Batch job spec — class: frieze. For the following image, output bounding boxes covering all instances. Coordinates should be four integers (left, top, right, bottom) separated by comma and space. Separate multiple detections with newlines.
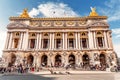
88, 21, 108, 27
41, 21, 51, 27
66, 21, 76, 26
7, 22, 29, 29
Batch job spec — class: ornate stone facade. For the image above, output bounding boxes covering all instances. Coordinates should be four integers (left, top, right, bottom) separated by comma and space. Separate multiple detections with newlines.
2, 8, 118, 68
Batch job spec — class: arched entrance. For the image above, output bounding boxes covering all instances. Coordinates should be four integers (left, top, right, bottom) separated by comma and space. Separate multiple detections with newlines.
27, 55, 34, 67
55, 54, 62, 67
82, 54, 89, 67
99, 54, 106, 66
41, 55, 48, 67
8, 53, 16, 67
69, 54, 75, 66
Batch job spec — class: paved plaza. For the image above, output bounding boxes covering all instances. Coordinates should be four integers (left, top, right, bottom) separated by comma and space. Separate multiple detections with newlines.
0, 72, 120, 80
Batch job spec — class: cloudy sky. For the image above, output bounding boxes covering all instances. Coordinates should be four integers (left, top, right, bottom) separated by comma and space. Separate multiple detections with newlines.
0, 0, 120, 57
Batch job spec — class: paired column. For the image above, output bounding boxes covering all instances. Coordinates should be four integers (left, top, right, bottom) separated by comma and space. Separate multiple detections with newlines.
8, 32, 13, 49
93, 31, 97, 49
75, 32, 78, 49
62, 33, 65, 50
38, 33, 42, 49
65, 33, 67, 50
88, 31, 94, 49
52, 33, 54, 50
19, 32, 24, 49
36, 33, 39, 50
49, 33, 52, 50
23, 31, 29, 50
4, 32, 10, 49
78, 33, 81, 50
104, 31, 108, 48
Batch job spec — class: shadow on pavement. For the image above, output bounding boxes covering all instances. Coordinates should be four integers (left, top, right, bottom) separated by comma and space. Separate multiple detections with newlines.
0, 73, 57, 80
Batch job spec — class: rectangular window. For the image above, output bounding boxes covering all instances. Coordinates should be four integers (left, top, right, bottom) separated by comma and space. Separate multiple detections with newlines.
82, 38, 87, 48
30, 39, 36, 49
14, 38, 19, 48
56, 39, 62, 49
69, 38, 74, 48
97, 37, 103, 47
43, 39, 48, 49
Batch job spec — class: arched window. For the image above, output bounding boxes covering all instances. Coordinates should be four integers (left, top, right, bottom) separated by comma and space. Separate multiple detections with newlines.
41, 55, 48, 67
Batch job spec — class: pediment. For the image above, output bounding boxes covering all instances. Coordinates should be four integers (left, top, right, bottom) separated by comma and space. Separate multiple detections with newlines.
88, 21, 109, 27
7, 22, 29, 29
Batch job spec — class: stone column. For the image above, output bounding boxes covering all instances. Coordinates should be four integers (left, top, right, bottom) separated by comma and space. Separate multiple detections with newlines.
36, 33, 39, 50
107, 31, 113, 49
52, 33, 55, 50
93, 31, 97, 49
49, 33, 52, 50
65, 33, 67, 50
104, 31, 108, 48
88, 31, 94, 49
4, 32, 10, 49
19, 32, 24, 50
8, 32, 13, 49
38, 33, 42, 50
62, 33, 65, 50
75, 32, 78, 49
24, 31, 29, 50
78, 33, 81, 50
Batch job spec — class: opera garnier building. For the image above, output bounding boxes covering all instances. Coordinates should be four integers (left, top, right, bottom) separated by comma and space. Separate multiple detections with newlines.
2, 8, 118, 70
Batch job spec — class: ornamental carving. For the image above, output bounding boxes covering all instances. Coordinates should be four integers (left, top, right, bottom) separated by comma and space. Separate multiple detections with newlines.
31, 22, 40, 27
7, 22, 29, 28
55, 21, 62, 25
79, 21, 87, 25
89, 21, 108, 26
42, 22, 51, 26
66, 21, 75, 26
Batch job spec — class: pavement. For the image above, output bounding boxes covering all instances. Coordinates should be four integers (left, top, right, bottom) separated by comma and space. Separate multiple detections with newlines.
30, 70, 112, 75
0, 72, 119, 80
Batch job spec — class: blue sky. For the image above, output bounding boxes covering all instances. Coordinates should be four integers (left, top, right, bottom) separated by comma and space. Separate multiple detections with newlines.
0, 0, 120, 57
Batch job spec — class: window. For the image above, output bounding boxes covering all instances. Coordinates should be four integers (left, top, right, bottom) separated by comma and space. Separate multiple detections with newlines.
69, 38, 74, 48
56, 39, 61, 49
43, 39, 48, 49
16, 32, 20, 36
14, 38, 19, 48
82, 38, 87, 48
97, 37, 103, 47
57, 33, 61, 36
44, 33, 48, 36
69, 33, 73, 36
32, 33, 36, 37
30, 39, 36, 49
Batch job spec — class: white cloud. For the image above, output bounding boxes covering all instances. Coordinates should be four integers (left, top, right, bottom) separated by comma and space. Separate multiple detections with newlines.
112, 28, 120, 38
98, 0, 120, 22
29, 2, 79, 17
114, 44, 120, 57
0, 30, 7, 57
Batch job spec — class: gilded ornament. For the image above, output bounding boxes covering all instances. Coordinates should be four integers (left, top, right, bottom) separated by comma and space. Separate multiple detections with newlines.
67, 21, 74, 25
89, 7, 99, 16
20, 8, 30, 18
55, 22, 62, 25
